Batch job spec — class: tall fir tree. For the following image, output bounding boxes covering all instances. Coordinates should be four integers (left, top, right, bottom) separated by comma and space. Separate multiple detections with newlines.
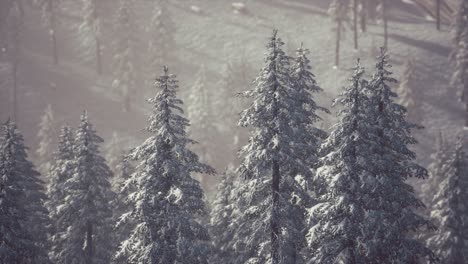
147, 0, 175, 72
363, 49, 436, 263
112, 0, 138, 112
209, 168, 237, 264
0, 119, 50, 264
54, 112, 115, 263
307, 60, 369, 263
36, 104, 55, 176
233, 30, 325, 264
427, 136, 468, 263
47, 124, 74, 263
420, 131, 449, 209
78, 0, 103, 74
116, 67, 215, 264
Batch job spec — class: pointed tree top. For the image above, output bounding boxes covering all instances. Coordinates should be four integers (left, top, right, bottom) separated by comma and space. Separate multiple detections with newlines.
163, 65, 169, 75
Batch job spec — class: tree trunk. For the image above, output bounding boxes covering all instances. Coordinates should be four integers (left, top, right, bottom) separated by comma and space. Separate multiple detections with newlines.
436, 0, 441, 30
271, 160, 280, 264
335, 20, 342, 67
86, 220, 93, 264
353, 0, 359, 50
360, 0, 367, 32
383, 0, 388, 48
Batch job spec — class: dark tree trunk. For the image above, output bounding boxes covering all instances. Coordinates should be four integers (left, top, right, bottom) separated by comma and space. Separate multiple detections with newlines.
353, 0, 359, 50
360, 0, 367, 32
436, 0, 441, 30
335, 20, 342, 67
86, 220, 93, 264
271, 160, 280, 264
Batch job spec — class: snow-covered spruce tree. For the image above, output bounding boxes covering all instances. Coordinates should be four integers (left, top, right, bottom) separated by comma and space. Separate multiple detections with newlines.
307, 60, 369, 263
47, 124, 74, 263
397, 58, 419, 122
329, 0, 350, 67
54, 112, 115, 263
78, 0, 103, 75
209, 168, 237, 264
115, 66, 215, 264
363, 49, 436, 263
427, 136, 468, 263
234, 30, 324, 264
0, 119, 50, 264
34, 0, 60, 64
113, 153, 135, 264
36, 104, 55, 176
147, 0, 175, 72
420, 131, 449, 208
112, 0, 138, 112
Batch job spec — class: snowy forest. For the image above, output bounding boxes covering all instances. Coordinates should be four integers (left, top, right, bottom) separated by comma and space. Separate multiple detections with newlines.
1, 0, 468, 263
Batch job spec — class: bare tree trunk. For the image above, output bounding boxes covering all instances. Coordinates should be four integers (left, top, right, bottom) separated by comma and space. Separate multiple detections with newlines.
335, 20, 342, 67
360, 0, 367, 32
271, 160, 280, 264
436, 0, 441, 30
353, 0, 358, 50
86, 220, 93, 264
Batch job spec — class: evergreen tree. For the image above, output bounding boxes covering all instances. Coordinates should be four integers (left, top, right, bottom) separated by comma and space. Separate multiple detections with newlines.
427, 136, 468, 263
147, 0, 175, 72
363, 49, 436, 263
113, 153, 134, 264
54, 112, 115, 263
397, 58, 419, 122
0, 119, 50, 264
116, 66, 215, 264
47, 124, 74, 263
209, 168, 237, 264
328, 0, 350, 67
112, 0, 138, 112
36, 104, 55, 176
78, 0, 103, 75
234, 30, 324, 264
307, 60, 369, 263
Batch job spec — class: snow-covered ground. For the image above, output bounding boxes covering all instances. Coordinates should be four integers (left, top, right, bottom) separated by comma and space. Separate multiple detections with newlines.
3, 0, 462, 192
